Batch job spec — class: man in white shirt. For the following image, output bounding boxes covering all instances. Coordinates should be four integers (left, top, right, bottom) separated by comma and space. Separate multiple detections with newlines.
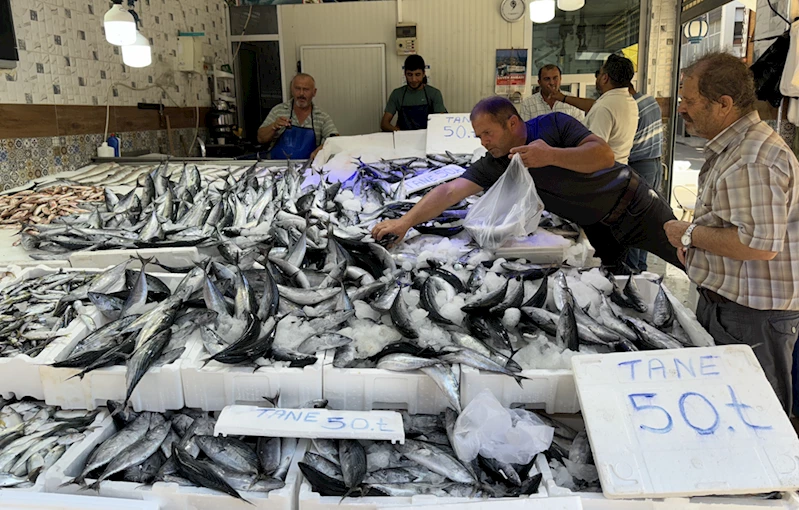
519, 65, 585, 123
549, 55, 638, 164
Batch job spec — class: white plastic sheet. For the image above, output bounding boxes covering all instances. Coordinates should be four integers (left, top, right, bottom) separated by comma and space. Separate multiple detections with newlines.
464, 154, 544, 250
452, 389, 554, 465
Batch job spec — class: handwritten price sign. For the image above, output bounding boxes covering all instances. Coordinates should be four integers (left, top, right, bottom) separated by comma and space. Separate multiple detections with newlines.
213, 406, 405, 443
572, 346, 799, 499
426, 114, 483, 155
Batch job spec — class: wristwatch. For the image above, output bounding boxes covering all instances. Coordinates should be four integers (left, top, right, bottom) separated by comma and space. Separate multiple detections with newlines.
681, 224, 698, 248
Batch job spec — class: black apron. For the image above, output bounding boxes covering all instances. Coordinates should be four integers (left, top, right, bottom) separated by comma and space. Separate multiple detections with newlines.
397, 86, 434, 131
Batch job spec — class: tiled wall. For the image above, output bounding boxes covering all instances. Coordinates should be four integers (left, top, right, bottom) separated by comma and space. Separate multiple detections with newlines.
2, 0, 231, 106
0, 127, 207, 189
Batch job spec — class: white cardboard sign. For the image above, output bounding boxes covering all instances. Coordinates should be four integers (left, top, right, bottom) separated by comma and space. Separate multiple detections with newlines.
425, 114, 483, 155
394, 164, 465, 194
572, 345, 799, 499
214, 406, 406, 444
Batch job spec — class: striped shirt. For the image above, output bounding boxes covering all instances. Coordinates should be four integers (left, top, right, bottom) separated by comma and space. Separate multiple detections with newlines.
260, 101, 338, 145
629, 93, 663, 163
519, 92, 585, 124
686, 111, 799, 310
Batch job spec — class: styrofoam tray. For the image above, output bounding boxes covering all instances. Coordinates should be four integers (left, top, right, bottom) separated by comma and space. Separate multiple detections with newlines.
181, 337, 324, 411
0, 491, 157, 510
68, 247, 207, 270
460, 276, 713, 414
295, 438, 550, 510
538, 415, 799, 509
494, 229, 573, 263
37, 270, 190, 411
0, 266, 91, 400
323, 352, 461, 414
46, 411, 298, 510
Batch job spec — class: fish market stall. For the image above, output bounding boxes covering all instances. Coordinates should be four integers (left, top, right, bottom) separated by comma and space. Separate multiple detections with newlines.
47, 408, 299, 510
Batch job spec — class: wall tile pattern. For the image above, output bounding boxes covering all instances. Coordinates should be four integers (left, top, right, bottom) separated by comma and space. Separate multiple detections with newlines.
1, 0, 230, 107
0, 127, 207, 190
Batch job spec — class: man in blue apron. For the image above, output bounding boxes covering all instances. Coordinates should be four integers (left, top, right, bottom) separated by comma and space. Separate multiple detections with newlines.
257, 73, 339, 160
381, 55, 447, 132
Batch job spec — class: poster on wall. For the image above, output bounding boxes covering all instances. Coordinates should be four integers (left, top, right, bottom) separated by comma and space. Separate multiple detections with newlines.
495, 49, 528, 96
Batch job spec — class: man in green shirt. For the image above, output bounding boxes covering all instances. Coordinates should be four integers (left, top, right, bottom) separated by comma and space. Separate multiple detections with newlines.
381, 55, 447, 132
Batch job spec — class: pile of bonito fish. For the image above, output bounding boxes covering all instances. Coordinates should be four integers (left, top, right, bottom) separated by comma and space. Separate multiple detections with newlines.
299, 408, 543, 499
18, 156, 477, 260
0, 399, 99, 488
62, 401, 293, 501
0, 271, 97, 358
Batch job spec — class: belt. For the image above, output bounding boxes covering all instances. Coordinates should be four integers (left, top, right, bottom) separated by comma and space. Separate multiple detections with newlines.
600, 172, 639, 226
699, 287, 733, 304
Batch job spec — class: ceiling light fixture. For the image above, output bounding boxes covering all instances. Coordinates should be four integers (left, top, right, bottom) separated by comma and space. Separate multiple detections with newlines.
529, 0, 556, 23
557, 0, 585, 11
103, 0, 136, 46
122, 31, 152, 68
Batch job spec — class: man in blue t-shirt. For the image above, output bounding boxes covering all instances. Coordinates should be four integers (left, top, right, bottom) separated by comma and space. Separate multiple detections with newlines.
372, 96, 682, 273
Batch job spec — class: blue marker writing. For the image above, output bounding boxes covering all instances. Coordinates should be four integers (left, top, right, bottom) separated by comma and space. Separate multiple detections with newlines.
618, 359, 642, 380
699, 355, 720, 376
648, 358, 666, 380
679, 392, 719, 435
725, 385, 772, 431
629, 393, 673, 434
674, 357, 695, 379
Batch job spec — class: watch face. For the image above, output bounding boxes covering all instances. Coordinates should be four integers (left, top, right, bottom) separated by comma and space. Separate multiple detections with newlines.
681, 234, 690, 246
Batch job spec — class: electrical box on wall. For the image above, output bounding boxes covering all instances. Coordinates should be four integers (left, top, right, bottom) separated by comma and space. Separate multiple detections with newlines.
396, 23, 417, 56
177, 34, 204, 73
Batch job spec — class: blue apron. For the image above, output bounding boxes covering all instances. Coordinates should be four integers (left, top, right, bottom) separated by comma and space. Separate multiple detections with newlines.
397, 86, 434, 131
270, 101, 318, 159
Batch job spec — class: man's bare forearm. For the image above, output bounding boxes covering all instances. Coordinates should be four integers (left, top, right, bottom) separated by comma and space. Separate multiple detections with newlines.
257, 126, 276, 144
549, 138, 615, 173
399, 179, 481, 228
563, 95, 596, 113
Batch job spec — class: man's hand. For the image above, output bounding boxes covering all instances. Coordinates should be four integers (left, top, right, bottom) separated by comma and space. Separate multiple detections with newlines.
546, 90, 566, 103
664, 220, 691, 249
510, 139, 556, 168
677, 247, 687, 265
273, 117, 291, 130
372, 218, 411, 246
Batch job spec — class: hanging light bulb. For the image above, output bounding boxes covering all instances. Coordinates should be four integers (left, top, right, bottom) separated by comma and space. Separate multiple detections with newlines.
529, 0, 556, 23
557, 0, 585, 11
122, 31, 151, 68
104, 1, 136, 46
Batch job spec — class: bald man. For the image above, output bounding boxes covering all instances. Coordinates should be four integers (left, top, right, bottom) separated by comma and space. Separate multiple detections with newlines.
257, 73, 339, 160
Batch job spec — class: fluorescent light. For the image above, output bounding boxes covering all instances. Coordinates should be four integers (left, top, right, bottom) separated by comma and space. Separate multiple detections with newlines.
104, 4, 136, 46
529, 0, 555, 23
557, 0, 585, 11
122, 31, 152, 68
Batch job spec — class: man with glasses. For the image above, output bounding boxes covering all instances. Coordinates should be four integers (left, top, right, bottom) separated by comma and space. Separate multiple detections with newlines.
548, 55, 638, 165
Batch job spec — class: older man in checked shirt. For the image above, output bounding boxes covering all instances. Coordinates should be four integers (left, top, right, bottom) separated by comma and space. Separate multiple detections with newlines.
664, 53, 799, 413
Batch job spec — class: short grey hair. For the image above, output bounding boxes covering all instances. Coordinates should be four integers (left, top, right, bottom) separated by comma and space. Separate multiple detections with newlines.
291, 73, 315, 88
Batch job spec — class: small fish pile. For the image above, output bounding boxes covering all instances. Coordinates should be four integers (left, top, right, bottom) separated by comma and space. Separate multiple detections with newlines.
19, 156, 474, 260
63, 402, 293, 501
0, 184, 104, 227
0, 399, 99, 488
536, 413, 600, 493
299, 409, 543, 499
0, 271, 99, 358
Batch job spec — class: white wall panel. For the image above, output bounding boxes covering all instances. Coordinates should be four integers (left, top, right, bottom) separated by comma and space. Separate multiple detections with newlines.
300, 44, 386, 136
279, 0, 532, 134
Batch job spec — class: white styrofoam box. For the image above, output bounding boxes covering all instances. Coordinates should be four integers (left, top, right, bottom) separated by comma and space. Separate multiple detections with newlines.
391, 499, 583, 510
0, 407, 108, 496
0, 491, 157, 510
181, 338, 324, 411
461, 276, 713, 414
0, 266, 91, 400
46, 412, 298, 510
323, 352, 461, 414
494, 229, 573, 264
296, 439, 550, 510
69, 247, 205, 270
38, 270, 187, 411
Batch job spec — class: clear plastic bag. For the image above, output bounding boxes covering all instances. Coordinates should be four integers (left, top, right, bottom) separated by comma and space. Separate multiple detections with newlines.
464, 153, 544, 250
452, 389, 554, 465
